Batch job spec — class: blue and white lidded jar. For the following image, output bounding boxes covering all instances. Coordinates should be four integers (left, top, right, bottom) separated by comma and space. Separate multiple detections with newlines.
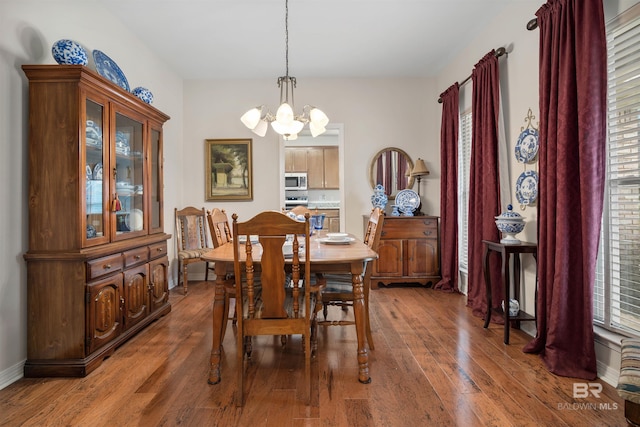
371, 184, 388, 210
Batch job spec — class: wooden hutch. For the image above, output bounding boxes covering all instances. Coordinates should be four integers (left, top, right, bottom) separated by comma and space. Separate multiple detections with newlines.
22, 65, 171, 377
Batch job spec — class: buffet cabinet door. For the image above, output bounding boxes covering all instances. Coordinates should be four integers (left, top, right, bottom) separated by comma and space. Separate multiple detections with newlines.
149, 256, 169, 313
123, 264, 150, 330
86, 274, 124, 354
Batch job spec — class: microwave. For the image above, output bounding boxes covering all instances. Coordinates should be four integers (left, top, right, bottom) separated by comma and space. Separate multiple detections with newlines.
285, 172, 308, 190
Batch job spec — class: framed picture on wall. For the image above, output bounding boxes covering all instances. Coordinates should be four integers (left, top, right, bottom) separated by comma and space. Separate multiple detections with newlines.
205, 138, 253, 201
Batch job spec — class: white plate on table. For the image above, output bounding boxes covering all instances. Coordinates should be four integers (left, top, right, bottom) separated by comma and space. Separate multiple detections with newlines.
318, 236, 355, 245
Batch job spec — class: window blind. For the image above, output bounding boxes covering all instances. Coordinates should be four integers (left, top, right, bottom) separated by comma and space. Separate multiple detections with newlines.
458, 111, 472, 273
595, 7, 640, 335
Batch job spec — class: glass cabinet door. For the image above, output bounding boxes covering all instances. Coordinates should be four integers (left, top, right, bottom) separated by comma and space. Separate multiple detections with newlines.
114, 112, 144, 237
85, 99, 107, 244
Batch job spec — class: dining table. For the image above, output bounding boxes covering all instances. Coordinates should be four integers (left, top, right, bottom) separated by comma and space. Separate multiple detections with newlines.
202, 233, 378, 385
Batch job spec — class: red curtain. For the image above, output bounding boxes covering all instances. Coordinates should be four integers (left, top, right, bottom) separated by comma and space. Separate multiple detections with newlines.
466, 51, 503, 321
523, 0, 607, 380
434, 84, 459, 292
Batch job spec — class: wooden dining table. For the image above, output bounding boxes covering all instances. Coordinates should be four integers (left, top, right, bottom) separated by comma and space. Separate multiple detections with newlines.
202, 234, 378, 385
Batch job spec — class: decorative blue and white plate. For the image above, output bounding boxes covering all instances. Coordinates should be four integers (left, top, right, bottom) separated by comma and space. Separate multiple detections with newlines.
92, 50, 130, 91
52, 39, 88, 65
515, 170, 538, 205
395, 189, 420, 213
515, 128, 539, 163
92, 162, 103, 180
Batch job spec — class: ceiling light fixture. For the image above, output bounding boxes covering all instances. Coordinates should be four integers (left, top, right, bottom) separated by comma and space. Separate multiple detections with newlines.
240, 0, 329, 141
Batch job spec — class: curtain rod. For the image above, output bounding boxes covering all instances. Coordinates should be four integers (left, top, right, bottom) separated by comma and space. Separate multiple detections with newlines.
437, 47, 507, 103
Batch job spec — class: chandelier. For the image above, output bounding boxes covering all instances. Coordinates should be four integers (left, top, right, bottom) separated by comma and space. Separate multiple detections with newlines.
240, 0, 329, 141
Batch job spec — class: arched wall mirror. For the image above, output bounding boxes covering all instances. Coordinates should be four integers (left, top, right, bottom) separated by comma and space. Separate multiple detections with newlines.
369, 147, 414, 199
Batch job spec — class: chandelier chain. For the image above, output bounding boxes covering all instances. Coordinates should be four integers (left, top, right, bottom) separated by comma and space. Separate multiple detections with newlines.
285, 0, 289, 77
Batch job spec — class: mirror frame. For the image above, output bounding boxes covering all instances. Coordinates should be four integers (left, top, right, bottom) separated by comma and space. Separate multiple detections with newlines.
369, 147, 414, 200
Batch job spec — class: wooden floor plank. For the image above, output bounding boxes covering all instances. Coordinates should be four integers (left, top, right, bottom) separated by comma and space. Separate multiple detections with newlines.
0, 281, 626, 426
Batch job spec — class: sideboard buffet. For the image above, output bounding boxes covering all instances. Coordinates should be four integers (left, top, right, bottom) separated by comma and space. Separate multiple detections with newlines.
22, 65, 171, 377
365, 215, 441, 287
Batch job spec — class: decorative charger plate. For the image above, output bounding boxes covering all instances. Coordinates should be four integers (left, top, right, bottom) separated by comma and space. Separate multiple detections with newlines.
515, 128, 539, 163
92, 50, 130, 91
125, 209, 144, 231
395, 189, 420, 212
515, 170, 539, 205
92, 162, 103, 180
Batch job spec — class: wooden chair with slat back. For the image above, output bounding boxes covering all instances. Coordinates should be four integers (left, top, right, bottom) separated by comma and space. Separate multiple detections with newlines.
316, 207, 384, 349
288, 205, 312, 216
232, 211, 316, 406
206, 208, 236, 339
175, 207, 213, 295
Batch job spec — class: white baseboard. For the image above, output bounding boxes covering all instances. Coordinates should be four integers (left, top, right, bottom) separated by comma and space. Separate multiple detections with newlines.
0, 360, 24, 391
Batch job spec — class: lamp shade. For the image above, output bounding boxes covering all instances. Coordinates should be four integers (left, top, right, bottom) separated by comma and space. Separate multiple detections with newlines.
411, 158, 430, 177
241, 107, 262, 129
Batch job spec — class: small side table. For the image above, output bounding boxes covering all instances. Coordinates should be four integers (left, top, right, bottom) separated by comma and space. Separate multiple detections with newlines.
482, 240, 537, 344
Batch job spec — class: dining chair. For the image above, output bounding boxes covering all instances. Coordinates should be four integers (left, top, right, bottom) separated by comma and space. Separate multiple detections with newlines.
206, 208, 236, 339
175, 206, 213, 295
286, 205, 312, 216
316, 207, 384, 349
232, 211, 316, 406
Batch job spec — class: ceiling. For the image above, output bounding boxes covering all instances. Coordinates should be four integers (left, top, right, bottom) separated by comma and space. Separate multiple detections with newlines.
97, 0, 534, 80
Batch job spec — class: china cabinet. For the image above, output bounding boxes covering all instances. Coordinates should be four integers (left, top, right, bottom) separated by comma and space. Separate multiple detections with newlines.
22, 65, 171, 377
366, 215, 440, 287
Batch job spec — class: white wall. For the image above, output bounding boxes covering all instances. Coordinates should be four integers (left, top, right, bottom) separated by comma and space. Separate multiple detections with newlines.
0, 0, 183, 388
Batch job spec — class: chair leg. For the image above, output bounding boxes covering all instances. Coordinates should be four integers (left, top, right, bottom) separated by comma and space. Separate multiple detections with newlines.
182, 263, 188, 295
204, 261, 210, 281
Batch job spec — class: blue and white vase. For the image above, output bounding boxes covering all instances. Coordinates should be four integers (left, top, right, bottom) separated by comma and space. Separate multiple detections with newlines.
391, 205, 400, 216
371, 184, 388, 210
51, 39, 88, 65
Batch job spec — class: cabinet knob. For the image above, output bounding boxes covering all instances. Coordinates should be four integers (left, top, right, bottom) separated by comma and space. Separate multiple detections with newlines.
103, 264, 112, 270
157, 248, 163, 252
423, 231, 432, 236
381, 231, 387, 237
134, 255, 141, 260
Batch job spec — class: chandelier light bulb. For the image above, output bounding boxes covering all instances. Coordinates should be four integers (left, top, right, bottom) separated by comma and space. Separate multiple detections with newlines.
309, 121, 326, 137
240, 107, 262, 129
309, 108, 329, 127
275, 103, 294, 126
252, 119, 269, 137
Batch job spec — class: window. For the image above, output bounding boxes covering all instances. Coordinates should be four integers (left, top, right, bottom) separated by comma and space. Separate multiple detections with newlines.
458, 110, 472, 274
595, 6, 640, 336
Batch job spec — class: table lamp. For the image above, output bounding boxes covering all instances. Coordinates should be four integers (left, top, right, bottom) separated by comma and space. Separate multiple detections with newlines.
411, 158, 430, 214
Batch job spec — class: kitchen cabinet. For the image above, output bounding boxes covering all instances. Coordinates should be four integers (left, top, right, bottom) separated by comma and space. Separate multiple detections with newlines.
366, 215, 440, 287
285, 147, 308, 172
284, 146, 339, 189
307, 147, 339, 189
22, 65, 171, 377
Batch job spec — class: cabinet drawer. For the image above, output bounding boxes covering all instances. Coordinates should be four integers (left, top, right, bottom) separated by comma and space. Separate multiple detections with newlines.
123, 247, 149, 268
87, 254, 123, 280
381, 219, 437, 239
148, 242, 168, 260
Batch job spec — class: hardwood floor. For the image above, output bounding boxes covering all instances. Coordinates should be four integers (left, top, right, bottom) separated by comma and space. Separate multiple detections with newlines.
0, 281, 626, 426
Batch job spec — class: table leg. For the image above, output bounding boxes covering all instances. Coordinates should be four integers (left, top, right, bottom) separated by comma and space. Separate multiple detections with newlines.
351, 261, 371, 384
502, 251, 511, 345
513, 254, 522, 330
483, 245, 492, 329
208, 261, 228, 385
